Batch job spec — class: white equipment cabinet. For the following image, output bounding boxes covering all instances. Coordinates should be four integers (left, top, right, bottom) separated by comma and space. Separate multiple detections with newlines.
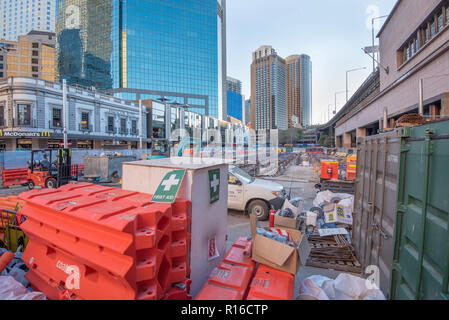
121, 159, 228, 297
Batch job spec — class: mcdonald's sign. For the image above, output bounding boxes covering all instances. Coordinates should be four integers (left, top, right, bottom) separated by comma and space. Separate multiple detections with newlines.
0, 130, 51, 138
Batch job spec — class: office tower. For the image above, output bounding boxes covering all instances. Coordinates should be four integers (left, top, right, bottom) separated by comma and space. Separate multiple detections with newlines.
227, 76, 241, 94
0, 31, 55, 81
299, 54, 312, 127
0, 0, 56, 41
244, 99, 250, 125
250, 45, 287, 130
227, 76, 243, 121
56, 0, 227, 119
286, 55, 301, 128
286, 54, 312, 128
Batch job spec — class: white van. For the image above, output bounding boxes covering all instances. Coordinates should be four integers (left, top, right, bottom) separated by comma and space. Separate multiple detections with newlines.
228, 165, 287, 221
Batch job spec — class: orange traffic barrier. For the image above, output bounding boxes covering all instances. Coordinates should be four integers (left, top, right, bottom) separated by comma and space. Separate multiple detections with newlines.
0, 251, 14, 273
0, 196, 25, 225
346, 155, 357, 181
58, 182, 192, 284
195, 238, 255, 300
321, 160, 339, 180
58, 182, 192, 282
19, 183, 192, 300
223, 237, 255, 268
246, 264, 294, 300
2, 168, 28, 187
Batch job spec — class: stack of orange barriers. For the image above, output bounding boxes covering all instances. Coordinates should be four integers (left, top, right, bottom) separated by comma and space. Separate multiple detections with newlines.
0, 195, 25, 229
196, 237, 295, 301
18, 182, 191, 300
195, 237, 256, 300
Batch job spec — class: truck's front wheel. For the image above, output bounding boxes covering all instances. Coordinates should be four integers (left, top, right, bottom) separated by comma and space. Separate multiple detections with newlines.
248, 200, 269, 221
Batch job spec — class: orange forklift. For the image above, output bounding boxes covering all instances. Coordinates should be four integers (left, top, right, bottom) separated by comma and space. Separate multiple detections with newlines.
27, 148, 76, 190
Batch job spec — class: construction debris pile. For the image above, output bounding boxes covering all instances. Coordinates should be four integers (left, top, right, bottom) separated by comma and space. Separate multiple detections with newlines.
302, 191, 362, 274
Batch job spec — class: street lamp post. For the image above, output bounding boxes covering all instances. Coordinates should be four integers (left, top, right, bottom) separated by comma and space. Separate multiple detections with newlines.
346, 67, 367, 102
371, 15, 389, 73
334, 91, 346, 114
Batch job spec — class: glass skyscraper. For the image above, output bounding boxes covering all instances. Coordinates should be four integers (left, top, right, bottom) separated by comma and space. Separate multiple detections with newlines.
300, 54, 312, 127
56, 0, 227, 119
227, 76, 243, 121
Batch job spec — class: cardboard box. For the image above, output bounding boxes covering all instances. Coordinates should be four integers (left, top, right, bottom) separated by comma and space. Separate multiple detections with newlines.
282, 198, 303, 215
250, 215, 311, 275
274, 215, 300, 230
274, 199, 302, 229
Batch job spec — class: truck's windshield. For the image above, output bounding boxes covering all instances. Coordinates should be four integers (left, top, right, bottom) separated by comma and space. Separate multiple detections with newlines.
229, 166, 254, 184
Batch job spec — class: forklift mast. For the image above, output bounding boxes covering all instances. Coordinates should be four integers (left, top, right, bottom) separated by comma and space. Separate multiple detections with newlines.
57, 148, 73, 187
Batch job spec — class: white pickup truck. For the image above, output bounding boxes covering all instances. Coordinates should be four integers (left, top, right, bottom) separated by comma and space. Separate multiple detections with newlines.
228, 165, 288, 221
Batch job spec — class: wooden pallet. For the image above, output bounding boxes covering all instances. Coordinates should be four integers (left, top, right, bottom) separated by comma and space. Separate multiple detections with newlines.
306, 234, 363, 274
307, 257, 362, 274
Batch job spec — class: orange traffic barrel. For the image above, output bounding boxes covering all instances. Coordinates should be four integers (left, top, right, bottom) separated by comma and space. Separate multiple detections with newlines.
246, 264, 295, 300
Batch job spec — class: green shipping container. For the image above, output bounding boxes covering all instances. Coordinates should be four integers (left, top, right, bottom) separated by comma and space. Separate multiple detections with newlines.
354, 119, 449, 300
391, 120, 449, 300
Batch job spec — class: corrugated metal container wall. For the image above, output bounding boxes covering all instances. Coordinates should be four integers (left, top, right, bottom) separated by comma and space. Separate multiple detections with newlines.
353, 130, 402, 298
391, 122, 449, 300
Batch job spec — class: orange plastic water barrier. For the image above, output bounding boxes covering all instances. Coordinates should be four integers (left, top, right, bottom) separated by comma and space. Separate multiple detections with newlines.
346, 156, 357, 181
0, 196, 25, 225
2, 169, 28, 187
246, 264, 294, 300
57, 183, 192, 282
320, 160, 339, 180
195, 238, 255, 300
19, 183, 191, 300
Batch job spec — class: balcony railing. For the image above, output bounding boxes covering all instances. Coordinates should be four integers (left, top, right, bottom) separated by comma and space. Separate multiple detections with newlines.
119, 128, 129, 135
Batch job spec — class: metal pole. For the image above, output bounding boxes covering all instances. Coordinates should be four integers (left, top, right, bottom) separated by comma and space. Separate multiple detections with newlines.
419, 79, 424, 116
372, 19, 376, 73
346, 71, 349, 103
139, 100, 143, 150
62, 79, 68, 148
335, 92, 337, 114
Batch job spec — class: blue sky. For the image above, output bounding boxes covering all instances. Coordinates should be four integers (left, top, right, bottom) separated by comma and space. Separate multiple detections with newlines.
226, 0, 397, 124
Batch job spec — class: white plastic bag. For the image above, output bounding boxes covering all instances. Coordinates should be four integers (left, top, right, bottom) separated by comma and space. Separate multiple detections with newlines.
332, 274, 385, 300
313, 191, 353, 207
298, 275, 332, 300
0, 276, 46, 300
299, 273, 386, 300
